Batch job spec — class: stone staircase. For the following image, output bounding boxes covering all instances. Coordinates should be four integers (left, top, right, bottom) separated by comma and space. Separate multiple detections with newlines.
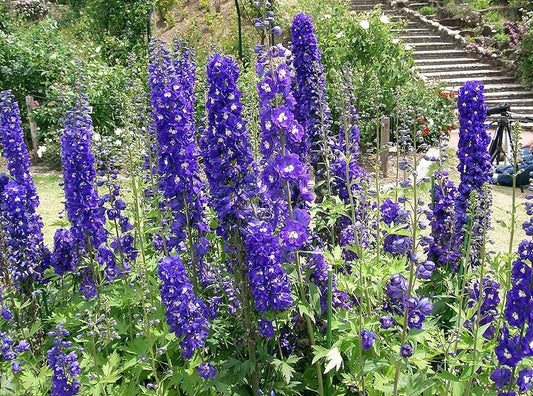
350, 0, 533, 129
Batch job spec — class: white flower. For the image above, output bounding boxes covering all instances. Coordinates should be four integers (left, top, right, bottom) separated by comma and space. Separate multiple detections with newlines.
404, 44, 412, 51
93, 133, 101, 142
380, 14, 390, 24
392, 38, 400, 44
336, 31, 345, 38
323, 14, 332, 19
36, 145, 47, 158
114, 128, 123, 136
360, 20, 370, 30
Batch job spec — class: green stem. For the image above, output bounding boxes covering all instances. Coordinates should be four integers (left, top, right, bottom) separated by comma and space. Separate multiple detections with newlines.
465, 214, 489, 395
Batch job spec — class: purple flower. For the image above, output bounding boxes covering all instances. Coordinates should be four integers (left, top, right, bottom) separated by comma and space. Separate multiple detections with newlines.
380, 316, 394, 329
360, 329, 376, 351
465, 277, 500, 339
427, 171, 460, 269
202, 54, 258, 242
400, 344, 413, 358
195, 362, 217, 379
60, 88, 107, 250
0, 91, 49, 283
244, 221, 293, 313
149, 39, 209, 271
258, 319, 275, 338
417, 298, 433, 316
279, 216, 308, 251
1, 306, 12, 321
455, 81, 492, 260
416, 261, 435, 280
386, 274, 408, 301
47, 323, 81, 396
11, 361, 21, 373
158, 255, 209, 359
518, 368, 533, 391
495, 326, 522, 367
407, 310, 425, 330
50, 228, 78, 276
381, 199, 413, 257
291, 13, 331, 169
491, 368, 512, 389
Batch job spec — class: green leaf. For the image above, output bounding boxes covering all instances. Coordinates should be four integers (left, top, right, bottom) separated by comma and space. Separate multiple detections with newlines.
324, 347, 343, 374
272, 357, 297, 384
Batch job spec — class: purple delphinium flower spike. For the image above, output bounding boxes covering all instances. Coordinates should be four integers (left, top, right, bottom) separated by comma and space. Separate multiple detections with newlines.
291, 13, 330, 170
149, 39, 209, 284
202, 53, 257, 240
455, 81, 491, 260
427, 170, 460, 270
381, 198, 413, 257
0, 90, 49, 283
47, 323, 81, 396
158, 255, 209, 359
244, 220, 293, 314
464, 277, 500, 339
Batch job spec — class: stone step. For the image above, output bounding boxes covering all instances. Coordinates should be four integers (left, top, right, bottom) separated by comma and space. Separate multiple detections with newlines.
485, 98, 533, 107
420, 69, 504, 78
416, 62, 494, 72
446, 83, 525, 93
484, 90, 533, 99
409, 42, 457, 50
392, 28, 433, 33
414, 57, 481, 65
399, 34, 442, 42
412, 49, 470, 58
430, 75, 517, 85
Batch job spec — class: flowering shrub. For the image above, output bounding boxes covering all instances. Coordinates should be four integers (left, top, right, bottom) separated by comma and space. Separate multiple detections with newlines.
13, 0, 47, 20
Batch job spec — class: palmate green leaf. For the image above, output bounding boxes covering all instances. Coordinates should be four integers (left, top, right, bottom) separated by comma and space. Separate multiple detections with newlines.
324, 347, 343, 374
272, 355, 300, 384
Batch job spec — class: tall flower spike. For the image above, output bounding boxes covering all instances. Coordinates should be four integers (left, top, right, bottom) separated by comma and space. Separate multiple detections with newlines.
455, 81, 492, 259
0, 90, 49, 283
149, 39, 209, 281
291, 13, 331, 169
60, 86, 107, 250
158, 255, 209, 359
427, 170, 460, 270
244, 220, 293, 313
256, 44, 314, 228
47, 323, 81, 396
202, 53, 257, 240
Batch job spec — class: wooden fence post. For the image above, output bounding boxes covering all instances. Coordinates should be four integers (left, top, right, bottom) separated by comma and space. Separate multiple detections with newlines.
380, 116, 391, 177
25, 95, 38, 157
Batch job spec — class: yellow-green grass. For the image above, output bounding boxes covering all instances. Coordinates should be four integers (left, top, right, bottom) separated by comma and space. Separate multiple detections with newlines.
33, 173, 66, 246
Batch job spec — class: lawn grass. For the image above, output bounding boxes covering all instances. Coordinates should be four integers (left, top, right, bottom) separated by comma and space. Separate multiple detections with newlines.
32, 172, 66, 246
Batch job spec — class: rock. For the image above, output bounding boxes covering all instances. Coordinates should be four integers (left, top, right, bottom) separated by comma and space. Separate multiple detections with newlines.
391, 0, 409, 8
475, 36, 496, 47
440, 17, 462, 27
482, 24, 496, 36
459, 29, 476, 37
496, 40, 510, 50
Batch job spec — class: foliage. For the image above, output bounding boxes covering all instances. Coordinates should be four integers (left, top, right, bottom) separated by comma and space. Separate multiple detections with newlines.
516, 11, 533, 89
12, 0, 47, 21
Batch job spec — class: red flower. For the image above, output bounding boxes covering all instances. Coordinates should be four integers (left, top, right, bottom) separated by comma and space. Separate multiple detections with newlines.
447, 126, 452, 132
450, 92, 455, 97
33, 100, 39, 107
419, 118, 425, 124
423, 127, 429, 136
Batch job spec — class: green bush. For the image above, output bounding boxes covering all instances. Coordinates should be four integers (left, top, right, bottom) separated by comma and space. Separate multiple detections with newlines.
516, 12, 533, 89
0, 16, 135, 167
